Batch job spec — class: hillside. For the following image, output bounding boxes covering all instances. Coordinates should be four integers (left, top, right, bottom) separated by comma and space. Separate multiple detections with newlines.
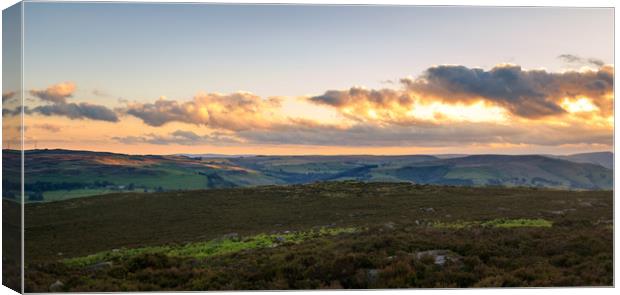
23, 182, 613, 290
555, 152, 613, 170
2, 149, 613, 202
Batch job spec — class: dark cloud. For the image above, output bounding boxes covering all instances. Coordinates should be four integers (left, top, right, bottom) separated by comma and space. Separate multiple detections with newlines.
2, 107, 21, 116
29, 82, 76, 103
558, 54, 605, 67
311, 87, 412, 108
403, 64, 613, 118
311, 63, 612, 121
18, 82, 121, 122
112, 130, 241, 145
29, 102, 119, 122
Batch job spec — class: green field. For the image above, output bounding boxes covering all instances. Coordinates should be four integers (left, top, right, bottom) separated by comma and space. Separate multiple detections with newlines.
23, 182, 613, 291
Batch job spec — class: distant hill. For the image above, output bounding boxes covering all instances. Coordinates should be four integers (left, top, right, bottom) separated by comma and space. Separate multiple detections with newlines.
553, 152, 613, 170
4, 149, 612, 202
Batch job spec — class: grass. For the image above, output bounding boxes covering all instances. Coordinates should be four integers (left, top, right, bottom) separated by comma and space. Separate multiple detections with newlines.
41, 189, 117, 202
481, 218, 553, 228
443, 167, 499, 183
63, 227, 358, 267
433, 218, 553, 229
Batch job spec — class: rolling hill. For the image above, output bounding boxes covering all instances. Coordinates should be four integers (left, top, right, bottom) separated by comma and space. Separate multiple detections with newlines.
553, 152, 613, 170
2, 149, 613, 202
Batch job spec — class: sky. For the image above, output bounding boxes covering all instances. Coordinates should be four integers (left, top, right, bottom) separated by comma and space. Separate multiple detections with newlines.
2, 3, 615, 155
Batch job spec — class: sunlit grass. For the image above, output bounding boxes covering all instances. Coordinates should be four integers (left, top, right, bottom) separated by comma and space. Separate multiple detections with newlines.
63, 227, 358, 267
433, 218, 552, 229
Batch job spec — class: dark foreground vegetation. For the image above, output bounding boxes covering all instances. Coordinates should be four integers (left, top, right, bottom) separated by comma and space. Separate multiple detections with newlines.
24, 182, 613, 291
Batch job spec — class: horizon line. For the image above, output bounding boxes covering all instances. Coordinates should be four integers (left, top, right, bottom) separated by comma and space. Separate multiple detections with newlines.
2, 148, 613, 158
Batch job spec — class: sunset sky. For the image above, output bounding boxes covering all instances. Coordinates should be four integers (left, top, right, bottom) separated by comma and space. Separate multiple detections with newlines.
2, 3, 614, 155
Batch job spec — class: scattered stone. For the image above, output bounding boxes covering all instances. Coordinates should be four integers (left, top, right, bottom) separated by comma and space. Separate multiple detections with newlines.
548, 208, 576, 215
420, 207, 435, 213
366, 269, 380, 284
111, 249, 120, 253
221, 232, 239, 241
49, 280, 64, 292
579, 202, 593, 207
56, 252, 63, 256
275, 236, 287, 243
414, 250, 461, 266
383, 222, 396, 230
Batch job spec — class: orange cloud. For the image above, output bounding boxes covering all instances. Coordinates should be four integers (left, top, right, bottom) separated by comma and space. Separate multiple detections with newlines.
29, 81, 76, 103
124, 92, 282, 131
310, 63, 613, 126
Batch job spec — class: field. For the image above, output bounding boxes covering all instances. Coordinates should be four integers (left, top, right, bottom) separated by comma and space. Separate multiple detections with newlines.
1, 150, 613, 203
23, 182, 613, 291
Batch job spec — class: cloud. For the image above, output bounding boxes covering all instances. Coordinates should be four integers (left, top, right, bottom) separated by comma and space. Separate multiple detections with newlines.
2, 91, 16, 102
29, 82, 76, 103
124, 92, 282, 130
33, 123, 61, 133
2, 107, 21, 116
311, 63, 612, 122
28, 102, 119, 122
112, 130, 241, 145
236, 119, 611, 147
309, 87, 417, 123
558, 54, 605, 67
403, 64, 613, 118
16, 82, 121, 122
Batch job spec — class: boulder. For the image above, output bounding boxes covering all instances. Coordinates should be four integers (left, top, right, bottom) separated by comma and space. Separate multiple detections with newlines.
414, 250, 461, 266
49, 280, 64, 292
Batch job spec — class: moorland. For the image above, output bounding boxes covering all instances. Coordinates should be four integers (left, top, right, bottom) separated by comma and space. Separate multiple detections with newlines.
22, 181, 613, 291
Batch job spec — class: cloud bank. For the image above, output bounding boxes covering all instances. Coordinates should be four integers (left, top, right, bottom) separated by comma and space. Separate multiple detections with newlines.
18, 61, 614, 150
311, 64, 613, 121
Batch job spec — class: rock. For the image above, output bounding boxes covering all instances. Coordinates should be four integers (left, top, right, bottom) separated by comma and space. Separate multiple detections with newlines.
221, 232, 239, 241
275, 236, 287, 243
383, 222, 396, 230
49, 280, 64, 292
420, 207, 435, 212
367, 269, 380, 284
111, 248, 120, 253
548, 208, 576, 215
415, 250, 461, 266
